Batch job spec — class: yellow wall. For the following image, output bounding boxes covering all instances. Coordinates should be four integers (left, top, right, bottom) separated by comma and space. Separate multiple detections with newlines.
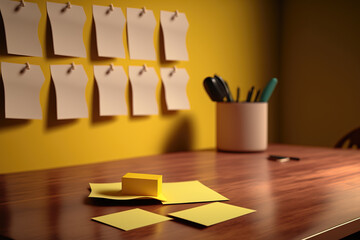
280, 0, 360, 147
0, 0, 280, 174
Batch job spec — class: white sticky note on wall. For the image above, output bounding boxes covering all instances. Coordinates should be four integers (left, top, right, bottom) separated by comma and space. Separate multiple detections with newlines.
160, 67, 190, 110
0, 0, 42, 57
1, 62, 44, 119
50, 64, 88, 119
47, 2, 86, 57
160, 10, 189, 61
93, 5, 126, 58
129, 66, 159, 116
127, 8, 156, 60
94, 65, 128, 116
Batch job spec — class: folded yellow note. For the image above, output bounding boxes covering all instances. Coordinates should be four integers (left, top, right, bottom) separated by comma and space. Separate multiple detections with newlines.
89, 180, 228, 204
122, 173, 162, 197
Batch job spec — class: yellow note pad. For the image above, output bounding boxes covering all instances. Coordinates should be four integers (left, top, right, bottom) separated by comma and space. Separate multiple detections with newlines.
89, 181, 228, 204
122, 173, 162, 197
88, 182, 167, 201
92, 208, 171, 231
168, 202, 256, 227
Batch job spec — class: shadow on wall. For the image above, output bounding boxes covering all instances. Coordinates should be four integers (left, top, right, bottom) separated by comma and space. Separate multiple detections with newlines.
0, 13, 7, 56
163, 116, 194, 153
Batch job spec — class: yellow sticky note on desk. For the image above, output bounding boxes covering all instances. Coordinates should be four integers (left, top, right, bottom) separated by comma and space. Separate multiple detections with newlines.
168, 202, 255, 226
88, 180, 227, 204
92, 208, 171, 231
122, 173, 162, 197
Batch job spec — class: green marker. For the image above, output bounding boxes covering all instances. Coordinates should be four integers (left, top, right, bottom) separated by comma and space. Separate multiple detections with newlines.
259, 78, 278, 102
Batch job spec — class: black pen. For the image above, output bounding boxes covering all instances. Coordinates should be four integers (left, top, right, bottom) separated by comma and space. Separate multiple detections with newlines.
254, 89, 261, 102
236, 87, 240, 102
246, 86, 254, 102
269, 155, 301, 161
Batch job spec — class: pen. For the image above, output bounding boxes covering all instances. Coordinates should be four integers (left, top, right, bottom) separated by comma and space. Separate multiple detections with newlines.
246, 86, 254, 102
254, 89, 261, 102
224, 81, 234, 102
236, 87, 240, 102
259, 78, 278, 102
269, 155, 301, 161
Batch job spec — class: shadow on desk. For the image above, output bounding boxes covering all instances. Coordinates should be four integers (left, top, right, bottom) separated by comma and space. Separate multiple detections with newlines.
84, 197, 162, 207
0, 235, 13, 240
341, 231, 360, 240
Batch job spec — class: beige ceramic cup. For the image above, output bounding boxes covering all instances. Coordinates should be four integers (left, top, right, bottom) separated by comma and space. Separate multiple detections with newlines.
216, 102, 268, 152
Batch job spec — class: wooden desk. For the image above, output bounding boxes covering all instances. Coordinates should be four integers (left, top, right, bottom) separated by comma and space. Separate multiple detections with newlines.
1, 144, 360, 240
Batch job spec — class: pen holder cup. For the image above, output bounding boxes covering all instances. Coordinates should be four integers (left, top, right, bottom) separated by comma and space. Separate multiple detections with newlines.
217, 102, 268, 152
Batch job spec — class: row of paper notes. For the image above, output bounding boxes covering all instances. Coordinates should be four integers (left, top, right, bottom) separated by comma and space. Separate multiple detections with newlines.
0, 1, 189, 60
1, 62, 190, 120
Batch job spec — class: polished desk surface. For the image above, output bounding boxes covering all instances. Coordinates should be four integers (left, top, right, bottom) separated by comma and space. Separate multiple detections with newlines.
1, 144, 360, 240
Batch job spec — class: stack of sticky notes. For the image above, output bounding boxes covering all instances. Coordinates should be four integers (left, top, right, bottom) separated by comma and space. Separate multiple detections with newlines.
122, 172, 162, 197
90, 173, 256, 231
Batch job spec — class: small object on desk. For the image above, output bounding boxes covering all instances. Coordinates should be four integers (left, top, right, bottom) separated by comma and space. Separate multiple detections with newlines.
168, 202, 255, 227
92, 208, 172, 231
259, 77, 278, 102
246, 86, 254, 102
236, 87, 240, 102
269, 155, 300, 161
254, 89, 261, 102
122, 173, 162, 197
269, 155, 290, 163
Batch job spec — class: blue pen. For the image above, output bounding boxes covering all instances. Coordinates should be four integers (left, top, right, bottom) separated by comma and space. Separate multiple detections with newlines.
259, 78, 278, 102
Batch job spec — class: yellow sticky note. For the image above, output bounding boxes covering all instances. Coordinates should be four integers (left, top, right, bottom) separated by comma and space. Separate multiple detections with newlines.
168, 202, 255, 226
88, 180, 227, 204
122, 173, 162, 197
92, 208, 171, 231
88, 182, 167, 201
161, 181, 228, 205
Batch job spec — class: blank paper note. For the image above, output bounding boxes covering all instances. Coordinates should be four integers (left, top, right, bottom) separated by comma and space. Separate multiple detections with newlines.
93, 5, 126, 58
161, 180, 228, 205
89, 183, 167, 201
160, 10, 189, 61
92, 208, 171, 231
129, 65, 159, 116
88, 180, 228, 204
50, 64, 88, 119
0, 0, 42, 57
1, 62, 44, 119
127, 7, 156, 60
168, 202, 255, 226
93, 65, 128, 116
47, 2, 86, 57
160, 67, 190, 110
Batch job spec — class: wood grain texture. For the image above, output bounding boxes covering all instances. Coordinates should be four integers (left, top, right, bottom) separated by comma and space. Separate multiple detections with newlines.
1, 144, 360, 240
